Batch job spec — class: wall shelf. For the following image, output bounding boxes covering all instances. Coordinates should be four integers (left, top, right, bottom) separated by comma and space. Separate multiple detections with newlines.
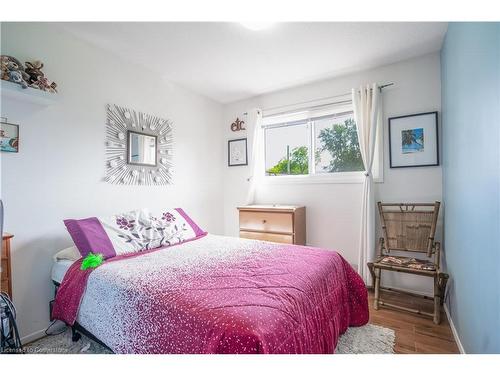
0, 79, 57, 106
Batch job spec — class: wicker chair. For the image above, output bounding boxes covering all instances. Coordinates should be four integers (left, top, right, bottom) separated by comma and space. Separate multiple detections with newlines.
367, 202, 449, 324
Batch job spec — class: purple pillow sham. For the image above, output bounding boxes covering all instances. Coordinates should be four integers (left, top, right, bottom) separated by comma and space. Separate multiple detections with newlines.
63, 217, 117, 259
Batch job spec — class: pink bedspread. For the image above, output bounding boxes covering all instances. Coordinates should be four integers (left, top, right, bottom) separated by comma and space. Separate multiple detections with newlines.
52, 235, 368, 353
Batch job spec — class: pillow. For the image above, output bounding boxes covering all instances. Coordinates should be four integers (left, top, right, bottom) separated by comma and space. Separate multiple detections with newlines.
53, 246, 81, 262
174, 208, 206, 238
64, 208, 206, 258
64, 217, 117, 259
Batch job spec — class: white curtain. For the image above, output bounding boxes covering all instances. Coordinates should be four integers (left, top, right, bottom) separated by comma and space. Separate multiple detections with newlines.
352, 83, 382, 284
245, 108, 263, 204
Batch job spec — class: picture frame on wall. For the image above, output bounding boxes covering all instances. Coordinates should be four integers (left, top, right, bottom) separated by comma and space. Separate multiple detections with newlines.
388, 111, 439, 168
0, 118, 19, 153
228, 138, 248, 167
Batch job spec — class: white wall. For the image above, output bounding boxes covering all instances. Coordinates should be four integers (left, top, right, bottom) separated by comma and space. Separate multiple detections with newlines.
222, 53, 443, 294
0, 23, 224, 341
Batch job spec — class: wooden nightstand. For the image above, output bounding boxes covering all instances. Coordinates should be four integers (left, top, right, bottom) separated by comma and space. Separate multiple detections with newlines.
1, 233, 13, 298
237, 205, 306, 245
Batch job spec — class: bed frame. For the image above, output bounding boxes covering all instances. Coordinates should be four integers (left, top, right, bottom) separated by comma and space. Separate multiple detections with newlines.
52, 281, 114, 352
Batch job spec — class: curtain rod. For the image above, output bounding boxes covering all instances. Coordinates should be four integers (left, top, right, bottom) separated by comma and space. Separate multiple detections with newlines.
242, 83, 393, 116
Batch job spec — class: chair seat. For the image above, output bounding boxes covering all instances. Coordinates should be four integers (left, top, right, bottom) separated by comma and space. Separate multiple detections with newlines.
374, 255, 437, 271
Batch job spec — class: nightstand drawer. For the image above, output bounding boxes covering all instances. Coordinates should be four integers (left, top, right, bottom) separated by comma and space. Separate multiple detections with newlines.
1, 233, 13, 298
0, 259, 8, 277
239, 211, 293, 234
1, 267, 9, 291
239, 231, 293, 244
0, 278, 9, 295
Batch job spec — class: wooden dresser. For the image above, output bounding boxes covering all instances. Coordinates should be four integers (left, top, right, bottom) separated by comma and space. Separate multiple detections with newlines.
237, 205, 306, 245
1, 233, 13, 298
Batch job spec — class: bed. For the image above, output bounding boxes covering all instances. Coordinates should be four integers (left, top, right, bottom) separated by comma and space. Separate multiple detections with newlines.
51, 209, 368, 354
51, 260, 74, 285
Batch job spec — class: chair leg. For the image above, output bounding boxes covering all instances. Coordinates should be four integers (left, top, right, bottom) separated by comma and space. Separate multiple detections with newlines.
367, 262, 375, 289
374, 268, 381, 310
433, 276, 441, 325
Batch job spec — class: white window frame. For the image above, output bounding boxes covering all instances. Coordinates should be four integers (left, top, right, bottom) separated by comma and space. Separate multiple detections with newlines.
261, 102, 383, 185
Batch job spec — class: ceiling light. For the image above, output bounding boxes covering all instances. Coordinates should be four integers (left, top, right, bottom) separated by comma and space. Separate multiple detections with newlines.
240, 22, 275, 31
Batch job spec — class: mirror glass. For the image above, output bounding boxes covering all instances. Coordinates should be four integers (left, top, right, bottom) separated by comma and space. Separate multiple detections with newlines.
127, 131, 157, 166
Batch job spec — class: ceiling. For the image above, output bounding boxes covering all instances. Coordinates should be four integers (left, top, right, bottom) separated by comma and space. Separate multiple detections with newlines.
60, 22, 448, 103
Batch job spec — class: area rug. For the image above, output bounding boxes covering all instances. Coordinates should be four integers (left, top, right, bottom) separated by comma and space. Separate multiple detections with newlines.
25, 324, 395, 354
335, 324, 395, 354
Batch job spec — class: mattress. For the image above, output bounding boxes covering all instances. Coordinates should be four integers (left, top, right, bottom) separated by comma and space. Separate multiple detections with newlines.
51, 259, 75, 284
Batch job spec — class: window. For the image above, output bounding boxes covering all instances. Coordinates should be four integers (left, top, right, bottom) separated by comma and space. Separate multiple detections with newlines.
313, 113, 364, 173
265, 121, 309, 176
264, 108, 370, 180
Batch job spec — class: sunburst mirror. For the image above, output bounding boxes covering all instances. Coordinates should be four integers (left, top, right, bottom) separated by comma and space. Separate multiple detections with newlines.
104, 104, 173, 185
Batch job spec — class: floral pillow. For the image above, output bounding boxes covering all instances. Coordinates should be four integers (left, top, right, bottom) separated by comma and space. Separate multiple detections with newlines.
64, 208, 206, 258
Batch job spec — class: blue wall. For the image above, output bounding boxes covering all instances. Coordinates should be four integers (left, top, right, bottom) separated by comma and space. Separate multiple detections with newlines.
441, 23, 500, 353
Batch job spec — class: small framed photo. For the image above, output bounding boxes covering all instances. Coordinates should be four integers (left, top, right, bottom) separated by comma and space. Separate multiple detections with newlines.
389, 111, 438, 168
228, 138, 248, 167
0, 119, 19, 153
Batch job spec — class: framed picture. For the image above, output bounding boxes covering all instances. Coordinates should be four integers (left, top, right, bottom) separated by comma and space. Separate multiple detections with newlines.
228, 138, 248, 167
388, 111, 438, 168
0, 119, 19, 153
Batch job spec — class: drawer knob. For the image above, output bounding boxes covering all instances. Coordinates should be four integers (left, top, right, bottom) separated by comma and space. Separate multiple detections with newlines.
262, 219, 267, 223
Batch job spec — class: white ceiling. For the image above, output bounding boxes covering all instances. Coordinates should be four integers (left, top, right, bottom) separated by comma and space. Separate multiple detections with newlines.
60, 22, 448, 104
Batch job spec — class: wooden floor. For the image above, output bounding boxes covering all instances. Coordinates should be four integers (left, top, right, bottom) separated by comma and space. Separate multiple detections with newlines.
368, 290, 460, 354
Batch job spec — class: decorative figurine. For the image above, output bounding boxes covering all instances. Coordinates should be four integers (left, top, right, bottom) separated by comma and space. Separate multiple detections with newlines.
0, 56, 58, 93
25, 60, 58, 93
33, 75, 58, 93
24, 60, 44, 85
0, 55, 30, 89
0, 56, 9, 81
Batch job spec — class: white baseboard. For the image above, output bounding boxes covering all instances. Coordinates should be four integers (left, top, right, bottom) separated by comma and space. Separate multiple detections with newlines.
21, 328, 46, 345
444, 303, 465, 354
